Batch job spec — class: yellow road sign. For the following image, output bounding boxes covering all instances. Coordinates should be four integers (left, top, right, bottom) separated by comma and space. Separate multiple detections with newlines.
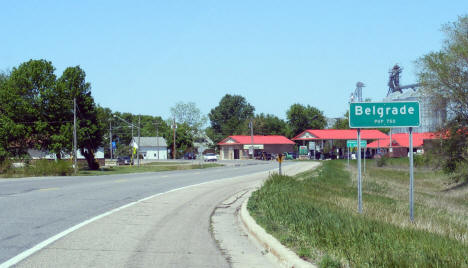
277, 154, 283, 163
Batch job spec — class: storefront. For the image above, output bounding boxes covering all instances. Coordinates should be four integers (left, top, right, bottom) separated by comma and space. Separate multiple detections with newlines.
218, 135, 295, 160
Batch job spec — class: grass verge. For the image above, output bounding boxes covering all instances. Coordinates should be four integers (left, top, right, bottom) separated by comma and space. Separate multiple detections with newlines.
78, 163, 221, 176
248, 160, 468, 267
0, 160, 221, 178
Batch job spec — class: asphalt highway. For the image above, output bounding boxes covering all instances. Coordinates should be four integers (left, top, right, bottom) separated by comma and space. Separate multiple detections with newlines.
0, 161, 289, 265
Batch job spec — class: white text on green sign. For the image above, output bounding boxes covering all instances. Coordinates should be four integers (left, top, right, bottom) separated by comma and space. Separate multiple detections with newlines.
347, 140, 367, 148
349, 101, 420, 128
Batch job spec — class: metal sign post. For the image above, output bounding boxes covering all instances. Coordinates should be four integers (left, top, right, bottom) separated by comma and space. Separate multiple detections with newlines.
364, 148, 366, 174
357, 129, 362, 214
347, 147, 350, 168
409, 127, 414, 222
277, 154, 283, 175
349, 101, 420, 220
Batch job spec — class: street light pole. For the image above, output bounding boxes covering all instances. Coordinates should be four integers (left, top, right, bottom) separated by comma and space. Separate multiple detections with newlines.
249, 118, 254, 159
73, 98, 77, 174
173, 118, 176, 159
113, 114, 139, 165
137, 115, 141, 166
154, 122, 161, 160
109, 120, 113, 160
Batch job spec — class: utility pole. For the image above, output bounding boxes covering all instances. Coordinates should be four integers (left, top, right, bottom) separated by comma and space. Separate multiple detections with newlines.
173, 118, 176, 159
154, 122, 161, 160
109, 120, 113, 160
73, 98, 77, 174
249, 118, 254, 159
137, 115, 141, 167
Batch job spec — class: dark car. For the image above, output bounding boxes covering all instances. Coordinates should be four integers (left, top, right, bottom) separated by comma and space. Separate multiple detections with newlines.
256, 151, 272, 160
184, 152, 197, 160
117, 156, 132, 165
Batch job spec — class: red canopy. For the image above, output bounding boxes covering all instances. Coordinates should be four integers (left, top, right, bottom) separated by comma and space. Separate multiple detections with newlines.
367, 132, 439, 148
292, 129, 388, 141
218, 135, 295, 145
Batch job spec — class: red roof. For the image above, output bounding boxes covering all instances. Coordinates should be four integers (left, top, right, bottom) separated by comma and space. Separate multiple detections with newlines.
218, 135, 295, 145
367, 132, 440, 148
292, 129, 388, 141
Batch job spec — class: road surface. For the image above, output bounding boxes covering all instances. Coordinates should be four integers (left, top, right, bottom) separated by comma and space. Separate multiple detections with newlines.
0, 161, 310, 266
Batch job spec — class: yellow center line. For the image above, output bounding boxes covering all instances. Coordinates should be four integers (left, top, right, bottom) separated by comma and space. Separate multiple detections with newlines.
114, 179, 129, 183
39, 187, 59, 191
162, 175, 169, 178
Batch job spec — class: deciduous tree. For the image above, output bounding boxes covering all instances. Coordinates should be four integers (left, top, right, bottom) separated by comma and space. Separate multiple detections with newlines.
207, 94, 255, 143
286, 104, 326, 137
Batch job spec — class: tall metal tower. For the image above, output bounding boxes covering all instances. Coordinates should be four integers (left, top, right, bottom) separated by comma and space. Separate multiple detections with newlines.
350, 82, 365, 103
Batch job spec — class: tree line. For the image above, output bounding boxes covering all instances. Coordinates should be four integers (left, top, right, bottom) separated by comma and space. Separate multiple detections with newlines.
0, 59, 328, 169
1, 16, 465, 176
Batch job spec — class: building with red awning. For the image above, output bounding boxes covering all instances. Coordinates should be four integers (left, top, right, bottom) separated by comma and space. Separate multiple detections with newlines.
292, 129, 389, 159
218, 135, 295, 160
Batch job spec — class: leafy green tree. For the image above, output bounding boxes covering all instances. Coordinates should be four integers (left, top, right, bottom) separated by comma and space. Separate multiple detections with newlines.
242, 113, 289, 136
164, 122, 194, 158
332, 111, 350, 130
286, 104, 326, 137
0, 70, 25, 161
170, 102, 207, 137
207, 94, 255, 143
1, 60, 57, 157
57, 66, 102, 169
417, 15, 468, 121
417, 15, 468, 180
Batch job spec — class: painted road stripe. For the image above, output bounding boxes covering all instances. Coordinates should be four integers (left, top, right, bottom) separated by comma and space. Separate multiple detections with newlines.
0, 167, 278, 268
38, 188, 59, 191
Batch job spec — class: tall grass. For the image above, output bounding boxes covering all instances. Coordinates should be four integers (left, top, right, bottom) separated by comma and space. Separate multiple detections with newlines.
248, 160, 468, 267
0, 159, 73, 177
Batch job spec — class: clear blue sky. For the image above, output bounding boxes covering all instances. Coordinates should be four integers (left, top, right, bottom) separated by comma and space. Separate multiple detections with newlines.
1, 1, 466, 120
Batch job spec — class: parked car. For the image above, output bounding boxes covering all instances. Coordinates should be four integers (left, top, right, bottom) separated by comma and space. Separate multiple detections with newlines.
117, 156, 132, 165
256, 151, 272, 160
184, 152, 197, 160
203, 153, 218, 162
284, 152, 295, 160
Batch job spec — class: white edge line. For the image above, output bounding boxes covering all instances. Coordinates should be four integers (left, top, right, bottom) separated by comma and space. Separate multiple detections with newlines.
0, 167, 279, 268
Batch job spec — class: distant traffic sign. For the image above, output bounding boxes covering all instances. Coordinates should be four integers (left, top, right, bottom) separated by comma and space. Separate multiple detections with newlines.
349, 101, 420, 128
347, 140, 367, 148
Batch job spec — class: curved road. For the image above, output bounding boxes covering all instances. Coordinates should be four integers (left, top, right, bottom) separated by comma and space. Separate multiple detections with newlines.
0, 161, 304, 267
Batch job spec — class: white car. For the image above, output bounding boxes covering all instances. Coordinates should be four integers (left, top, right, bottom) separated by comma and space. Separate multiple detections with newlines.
203, 153, 218, 162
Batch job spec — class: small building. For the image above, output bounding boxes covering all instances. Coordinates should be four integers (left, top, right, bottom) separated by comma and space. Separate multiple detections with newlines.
367, 132, 439, 157
27, 148, 105, 166
131, 137, 167, 160
292, 129, 389, 159
218, 135, 295, 160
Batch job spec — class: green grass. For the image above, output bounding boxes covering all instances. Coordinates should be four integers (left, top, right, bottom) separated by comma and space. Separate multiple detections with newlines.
248, 160, 468, 267
1, 161, 221, 178
78, 163, 221, 175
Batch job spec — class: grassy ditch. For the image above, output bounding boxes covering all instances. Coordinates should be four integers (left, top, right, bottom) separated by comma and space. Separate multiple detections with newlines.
0, 160, 221, 178
79, 163, 221, 176
248, 160, 468, 267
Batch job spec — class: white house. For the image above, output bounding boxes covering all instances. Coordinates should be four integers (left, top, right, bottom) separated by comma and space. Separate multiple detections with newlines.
28, 148, 105, 160
131, 137, 167, 160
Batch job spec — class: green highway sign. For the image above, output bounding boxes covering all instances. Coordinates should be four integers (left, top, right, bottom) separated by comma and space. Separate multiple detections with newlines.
349, 101, 420, 128
347, 140, 367, 148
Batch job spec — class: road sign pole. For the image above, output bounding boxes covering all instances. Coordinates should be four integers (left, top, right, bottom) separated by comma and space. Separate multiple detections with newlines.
409, 127, 414, 222
364, 148, 366, 174
279, 161, 282, 175
347, 147, 349, 168
357, 128, 362, 214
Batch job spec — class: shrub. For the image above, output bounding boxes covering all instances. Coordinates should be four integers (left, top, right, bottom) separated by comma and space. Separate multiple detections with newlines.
413, 154, 431, 168
376, 155, 388, 167
0, 158, 12, 174
27, 159, 73, 176
319, 254, 341, 268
